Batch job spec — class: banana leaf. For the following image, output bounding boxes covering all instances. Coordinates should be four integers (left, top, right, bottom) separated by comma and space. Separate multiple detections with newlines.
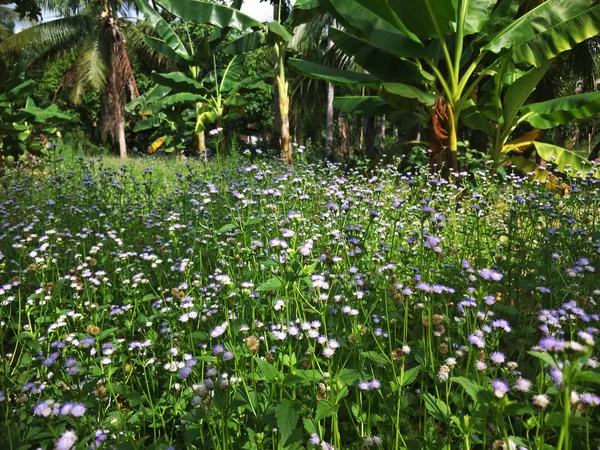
326, 0, 425, 58
522, 91, 600, 129
139, 93, 206, 115
225, 31, 266, 55
156, 0, 263, 31
381, 83, 436, 106
288, 58, 380, 89
134, 0, 190, 60
0, 79, 35, 101
333, 97, 394, 116
151, 72, 209, 96
485, 0, 600, 67
532, 142, 597, 177
463, 0, 498, 36
329, 28, 426, 86
388, 0, 456, 39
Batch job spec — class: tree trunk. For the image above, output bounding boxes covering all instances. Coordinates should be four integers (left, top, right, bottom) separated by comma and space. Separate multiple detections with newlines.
277, 72, 292, 164
364, 116, 377, 160
118, 115, 127, 159
194, 130, 207, 161
379, 114, 386, 153
325, 21, 335, 158
393, 125, 399, 144
337, 111, 348, 161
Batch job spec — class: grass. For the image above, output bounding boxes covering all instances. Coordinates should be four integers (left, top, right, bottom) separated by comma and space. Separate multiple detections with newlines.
0, 154, 599, 450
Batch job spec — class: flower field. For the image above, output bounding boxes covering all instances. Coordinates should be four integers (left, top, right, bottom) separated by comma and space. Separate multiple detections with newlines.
1, 157, 599, 450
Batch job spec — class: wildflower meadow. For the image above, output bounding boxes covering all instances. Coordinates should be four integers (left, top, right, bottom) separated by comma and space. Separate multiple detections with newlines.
0, 156, 599, 450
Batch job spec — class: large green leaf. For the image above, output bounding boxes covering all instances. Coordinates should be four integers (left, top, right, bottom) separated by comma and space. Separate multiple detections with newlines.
475, 0, 519, 44
333, 97, 393, 116
266, 21, 293, 42
522, 91, 600, 129
134, 0, 190, 60
143, 36, 188, 66
291, 0, 326, 26
389, 0, 456, 39
381, 83, 436, 106
274, 399, 302, 449
330, 28, 426, 86
156, 0, 263, 31
140, 93, 206, 115
21, 99, 73, 123
463, 0, 498, 36
532, 142, 597, 177
224, 31, 266, 55
485, 0, 600, 67
0, 79, 35, 101
133, 117, 166, 132
326, 0, 426, 58
288, 58, 380, 89
126, 84, 172, 112
503, 61, 551, 129
152, 72, 208, 96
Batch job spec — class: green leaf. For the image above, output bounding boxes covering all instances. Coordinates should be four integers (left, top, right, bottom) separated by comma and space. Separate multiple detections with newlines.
275, 399, 301, 448
133, 117, 165, 132
333, 97, 393, 117
288, 58, 380, 89
401, 365, 421, 386
361, 350, 390, 365
522, 91, 600, 129
334, 368, 363, 386
329, 28, 426, 86
463, 0, 497, 35
141, 93, 206, 114
255, 357, 279, 382
422, 393, 450, 421
267, 21, 293, 42
381, 82, 436, 106
503, 61, 552, 129
327, 0, 425, 57
504, 402, 536, 416
256, 276, 284, 291
152, 72, 208, 96
389, 0, 456, 39
575, 370, 600, 384
532, 142, 597, 177
451, 377, 486, 403
0, 79, 35, 101
217, 223, 237, 233
225, 31, 266, 55
134, 0, 190, 60
315, 401, 338, 421
527, 350, 557, 367
156, 0, 263, 31
143, 36, 188, 66
485, 0, 600, 67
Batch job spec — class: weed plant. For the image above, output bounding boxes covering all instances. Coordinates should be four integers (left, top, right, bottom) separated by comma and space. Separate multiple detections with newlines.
0, 156, 599, 450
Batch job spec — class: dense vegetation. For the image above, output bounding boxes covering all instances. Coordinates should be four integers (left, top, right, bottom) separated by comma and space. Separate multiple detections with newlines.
1, 1, 600, 450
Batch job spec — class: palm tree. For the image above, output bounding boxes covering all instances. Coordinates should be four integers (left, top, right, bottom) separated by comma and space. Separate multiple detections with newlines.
0, 0, 140, 158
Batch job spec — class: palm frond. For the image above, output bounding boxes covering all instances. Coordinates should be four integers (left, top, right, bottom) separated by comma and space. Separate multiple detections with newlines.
123, 20, 178, 72
290, 13, 330, 55
0, 15, 92, 54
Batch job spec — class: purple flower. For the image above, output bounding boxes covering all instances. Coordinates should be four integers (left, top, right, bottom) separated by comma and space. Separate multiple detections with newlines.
310, 434, 321, 445
467, 332, 485, 348
179, 366, 193, 379
548, 365, 563, 386
490, 352, 505, 365
491, 319, 511, 332
491, 379, 510, 398
579, 392, 600, 406
539, 337, 564, 353
55, 430, 77, 450
478, 268, 503, 281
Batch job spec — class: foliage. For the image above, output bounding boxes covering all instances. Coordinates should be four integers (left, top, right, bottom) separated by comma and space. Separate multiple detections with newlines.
0, 70, 72, 160
1, 157, 600, 449
290, 0, 600, 176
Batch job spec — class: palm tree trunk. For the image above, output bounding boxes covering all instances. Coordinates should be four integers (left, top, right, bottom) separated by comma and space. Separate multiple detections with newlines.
379, 114, 386, 152
337, 111, 348, 161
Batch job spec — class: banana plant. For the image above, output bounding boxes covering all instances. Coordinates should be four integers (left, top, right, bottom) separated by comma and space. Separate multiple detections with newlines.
462, 60, 600, 180
290, 0, 600, 175
131, 0, 262, 156
152, 0, 297, 163
127, 54, 268, 156
0, 72, 73, 162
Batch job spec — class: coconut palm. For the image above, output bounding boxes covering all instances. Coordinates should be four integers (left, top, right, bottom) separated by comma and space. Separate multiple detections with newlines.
0, 0, 140, 158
